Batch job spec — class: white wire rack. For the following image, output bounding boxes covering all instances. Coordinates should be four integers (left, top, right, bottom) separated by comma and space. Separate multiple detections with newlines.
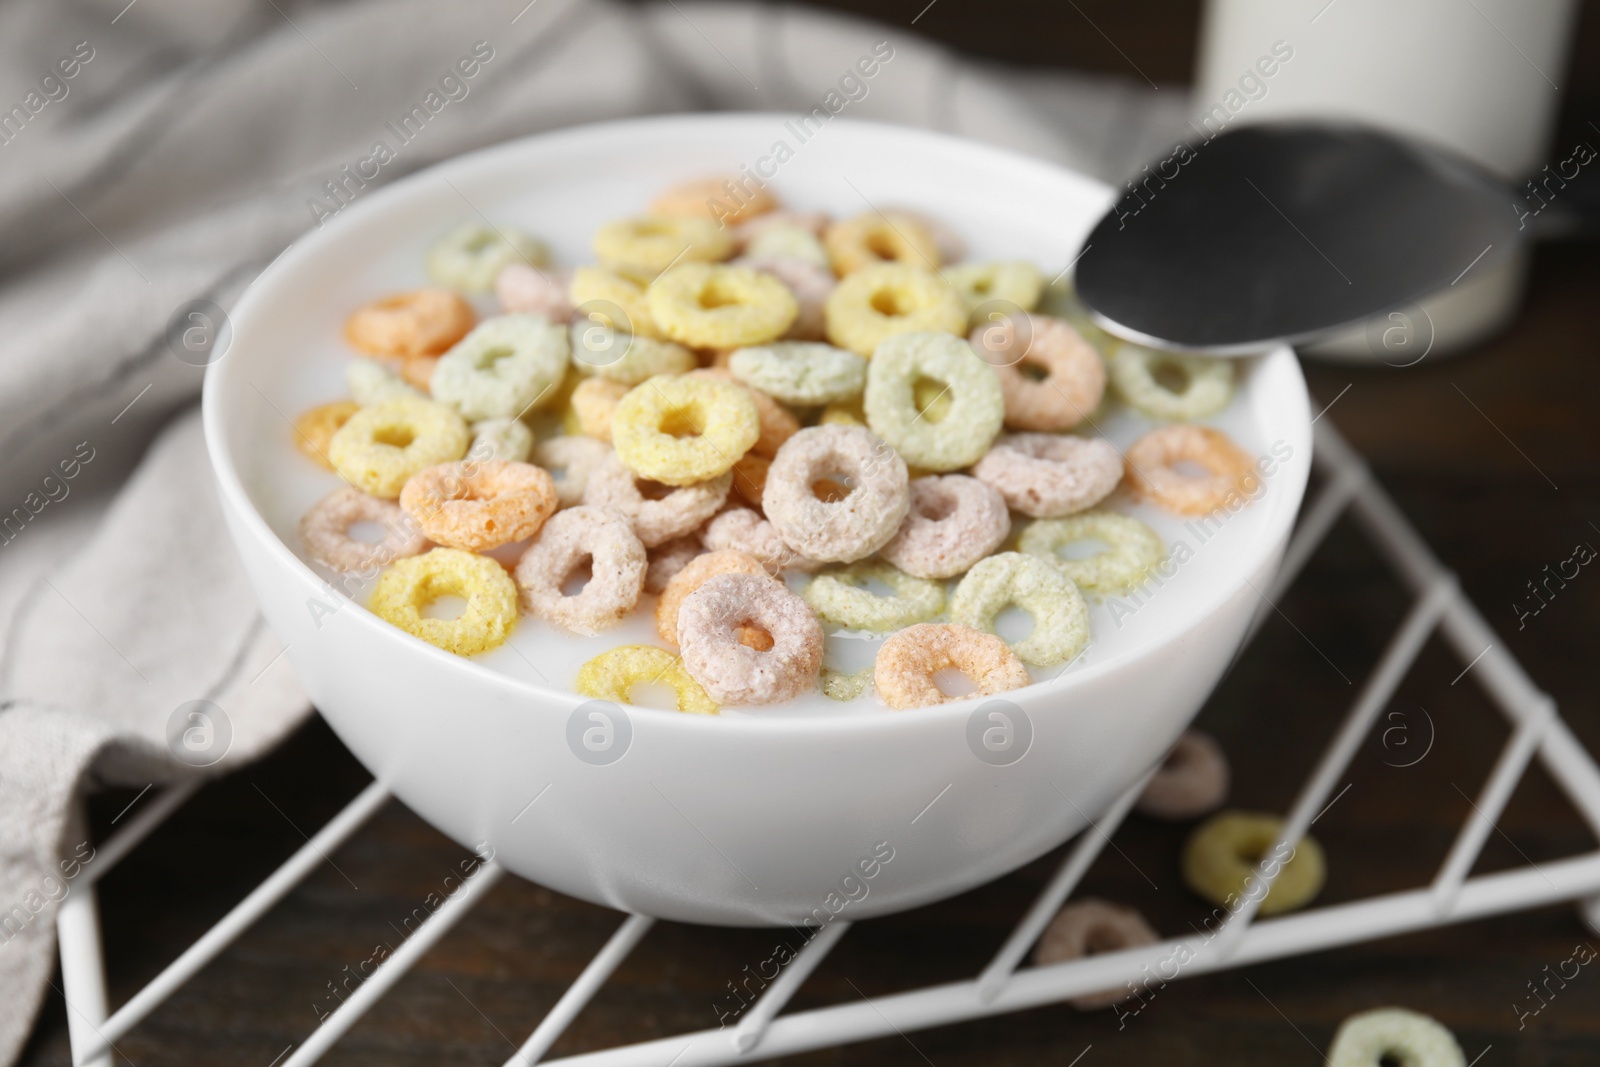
54, 418, 1600, 1067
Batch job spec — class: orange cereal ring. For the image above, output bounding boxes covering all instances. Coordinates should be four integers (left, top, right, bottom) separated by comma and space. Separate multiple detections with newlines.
399, 460, 558, 552
344, 288, 476, 358
651, 175, 778, 227
824, 211, 942, 275
654, 549, 775, 650
873, 623, 1030, 710
569, 377, 631, 442
973, 314, 1106, 432
294, 400, 360, 470
1125, 425, 1258, 517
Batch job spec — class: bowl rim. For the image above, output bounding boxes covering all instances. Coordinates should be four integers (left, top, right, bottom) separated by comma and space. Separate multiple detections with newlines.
203, 111, 1312, 736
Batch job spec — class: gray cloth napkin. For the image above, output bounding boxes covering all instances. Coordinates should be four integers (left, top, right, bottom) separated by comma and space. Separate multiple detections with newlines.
0, 1, 1190, 1060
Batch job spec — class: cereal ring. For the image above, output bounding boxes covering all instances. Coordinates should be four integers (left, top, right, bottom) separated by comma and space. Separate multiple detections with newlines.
568, 377, 630, 442
400, 355, 438, 392
881, 206, 966, 263
496, 263, 574, 320
1125, 425, 1258, 517
728, 342, 867, 407
513, 505, 646, 635
651, 175, 778, 227
686, 368, 797, 458
873, 623, 1030, 710
945, 261, 1043, 325
823, 211, 941, 275
568, 321, 696, 384
879, 475, 1010, 580
644, 535, 704, 594
344, 289, 476, 358
729, 451, 769, 509
593, 215, 734, 274
1019, 510, 1163, 595
824, 264, 967, 358
582, 452, 731, 548
400, 460, 558, 552
819, 395, 866, 427
743, 226, 830, 269
737, 255, 834, 340
976, 314, 1106, 432
736, 210, 830, 245
677, 573, 824, 705
469, 417, 534, 463
1182, 810, 1326, 916
575, 645, 718, 715
427, 223, 549, 292
369, 548, 518, 656
348, 359, 422, 406
1137, 730, 1230, 820
1329, 1009, 1465, 1067
949, 552, 1089, 667
821, 667, 873, 701
1110, 344, 1233, 421
1033, 898, 1160, 1009
699, 507, 822, 573
646, 263, 798, 349
431, 314, 570, 422
764, 425, 909, 563
328, 396, 470, 499
654, 549, 774, 649
803, 561, 944, 631
294, 400, 360, 470
300, 487, 427, 574
863, 331, 1004, 471
569, 265, 662, 338
971, 433, 1122, 518
611, 374, 760, 487
534, 435, 612, 508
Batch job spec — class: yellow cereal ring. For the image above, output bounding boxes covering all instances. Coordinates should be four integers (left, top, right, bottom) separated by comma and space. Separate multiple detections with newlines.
593, 215, 734, 274
575, 644, 718, 715
569, 377, 631, 442
824, 264, 967, 358
570, 265, 664, 339
368, 547, 517, 656
328, 396, 470, 499
944, 260, 1043, 326
1182, 810, 1326, 916
687, 368, 798, 458
651, 175, 778, 227
820, 395, 867, 427
646, 264, 798, 349
823, 211, 942, 275
294, 400, 360, 470
611, 374, 760, 486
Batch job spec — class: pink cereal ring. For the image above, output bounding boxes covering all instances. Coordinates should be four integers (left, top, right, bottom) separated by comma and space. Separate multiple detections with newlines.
1124, 424, 1258, 517
1033, 898, 1160, 1009
676, 572, 824, 705
879, 475, 1011, 580
973, 314, 1106, 432
699, 507, 823, 574
644, 535, 705, 594
495, 263, 574, 320
399, 460, 559, 552
300, 487, 428, 574
873, 623, 1030, 710
514, 505, 646, 635
582, 451, 731, 548
1137, 730, 1230, 820
764, 425, 910, 563
971, 433, 1122, 518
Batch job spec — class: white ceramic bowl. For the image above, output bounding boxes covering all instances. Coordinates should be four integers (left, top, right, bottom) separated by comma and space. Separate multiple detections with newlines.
204, 114, 1311, 926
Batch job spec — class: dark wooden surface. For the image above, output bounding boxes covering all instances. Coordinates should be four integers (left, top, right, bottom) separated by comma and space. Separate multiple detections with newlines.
19, 3, 1600, 1065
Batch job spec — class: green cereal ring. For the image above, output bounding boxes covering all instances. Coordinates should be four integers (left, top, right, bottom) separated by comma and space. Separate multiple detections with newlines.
426, 222, 549, 293
1329, 1009, 1465, 1067
745, 224, 830, 268
568, 321, 695, 385
1110, 343, 1234, 421
803, 561, 944, 631
824, 263, 967, 357
431, 314, 570, 421
864, 331, 1004, 472
369, 548, 518, 656
728, 342, 867, 406
469, 417, 534, 462
347, 358, 421, 405
328, 396, 470, 499
949, 551, 1088, 667
821, 666, 873, 701
1182, 810, 1326, 917
944, 260, 1043, 325
1019, 510, 1164, 596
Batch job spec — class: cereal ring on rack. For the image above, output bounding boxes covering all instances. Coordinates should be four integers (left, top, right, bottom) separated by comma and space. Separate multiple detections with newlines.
864, 331, 1004, 471
400, 460, 558, 552
950, 552, 1088, 667
1019, 510, 1163, 595
348, 359, 422, 406
427, 223, 549, 293
971, 433, 1122, 518
821, 667, 873, 701
294, 400, 360, 470
568, 377, 630, 442
1136, 730, 1230, 820
879, 475, 1010, 580
873, 623, 1030, 710
651, 175, 778, 227
594, 215, 734, 274
431, 314, 570, 421
803, 561, 944, 631
469, 417, 534, 463
611, 373, 760, 486
1328, 1009, 1465, 1067
647, 263, 798, 349
743, 226, 830, 269
824, 264, 967, 358
945, 261, 1043, 324
369, 548, 518, 656
644, 535, 704, 594
534, 435, 611, 508
344, 289, 476, 359
570, 265, 662, 338
514, 505, 646, 635
699, 507, 822, 573
328, 396, 470, 499
1182, 810, 1326, 916
764, 425, 909, 563
728, 342, 867, 407
677, 573, 824, 705
576, 645, 718, 715
737, 255, 834, 340
654, 549, 774, 648
729, 451, 769, 509
686, 368, 797, 457
300, 486, 427, 574
823, 211, 941, 275
975, 314, 1106, 432
496, 263, 574, 320
1110, 344, 1233, 421
1032, 899, 1159, 1010
400, 355, 438, 392
1125, 425, 1258, 517
568, 321, 696, 384
582, 452, 731, 548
